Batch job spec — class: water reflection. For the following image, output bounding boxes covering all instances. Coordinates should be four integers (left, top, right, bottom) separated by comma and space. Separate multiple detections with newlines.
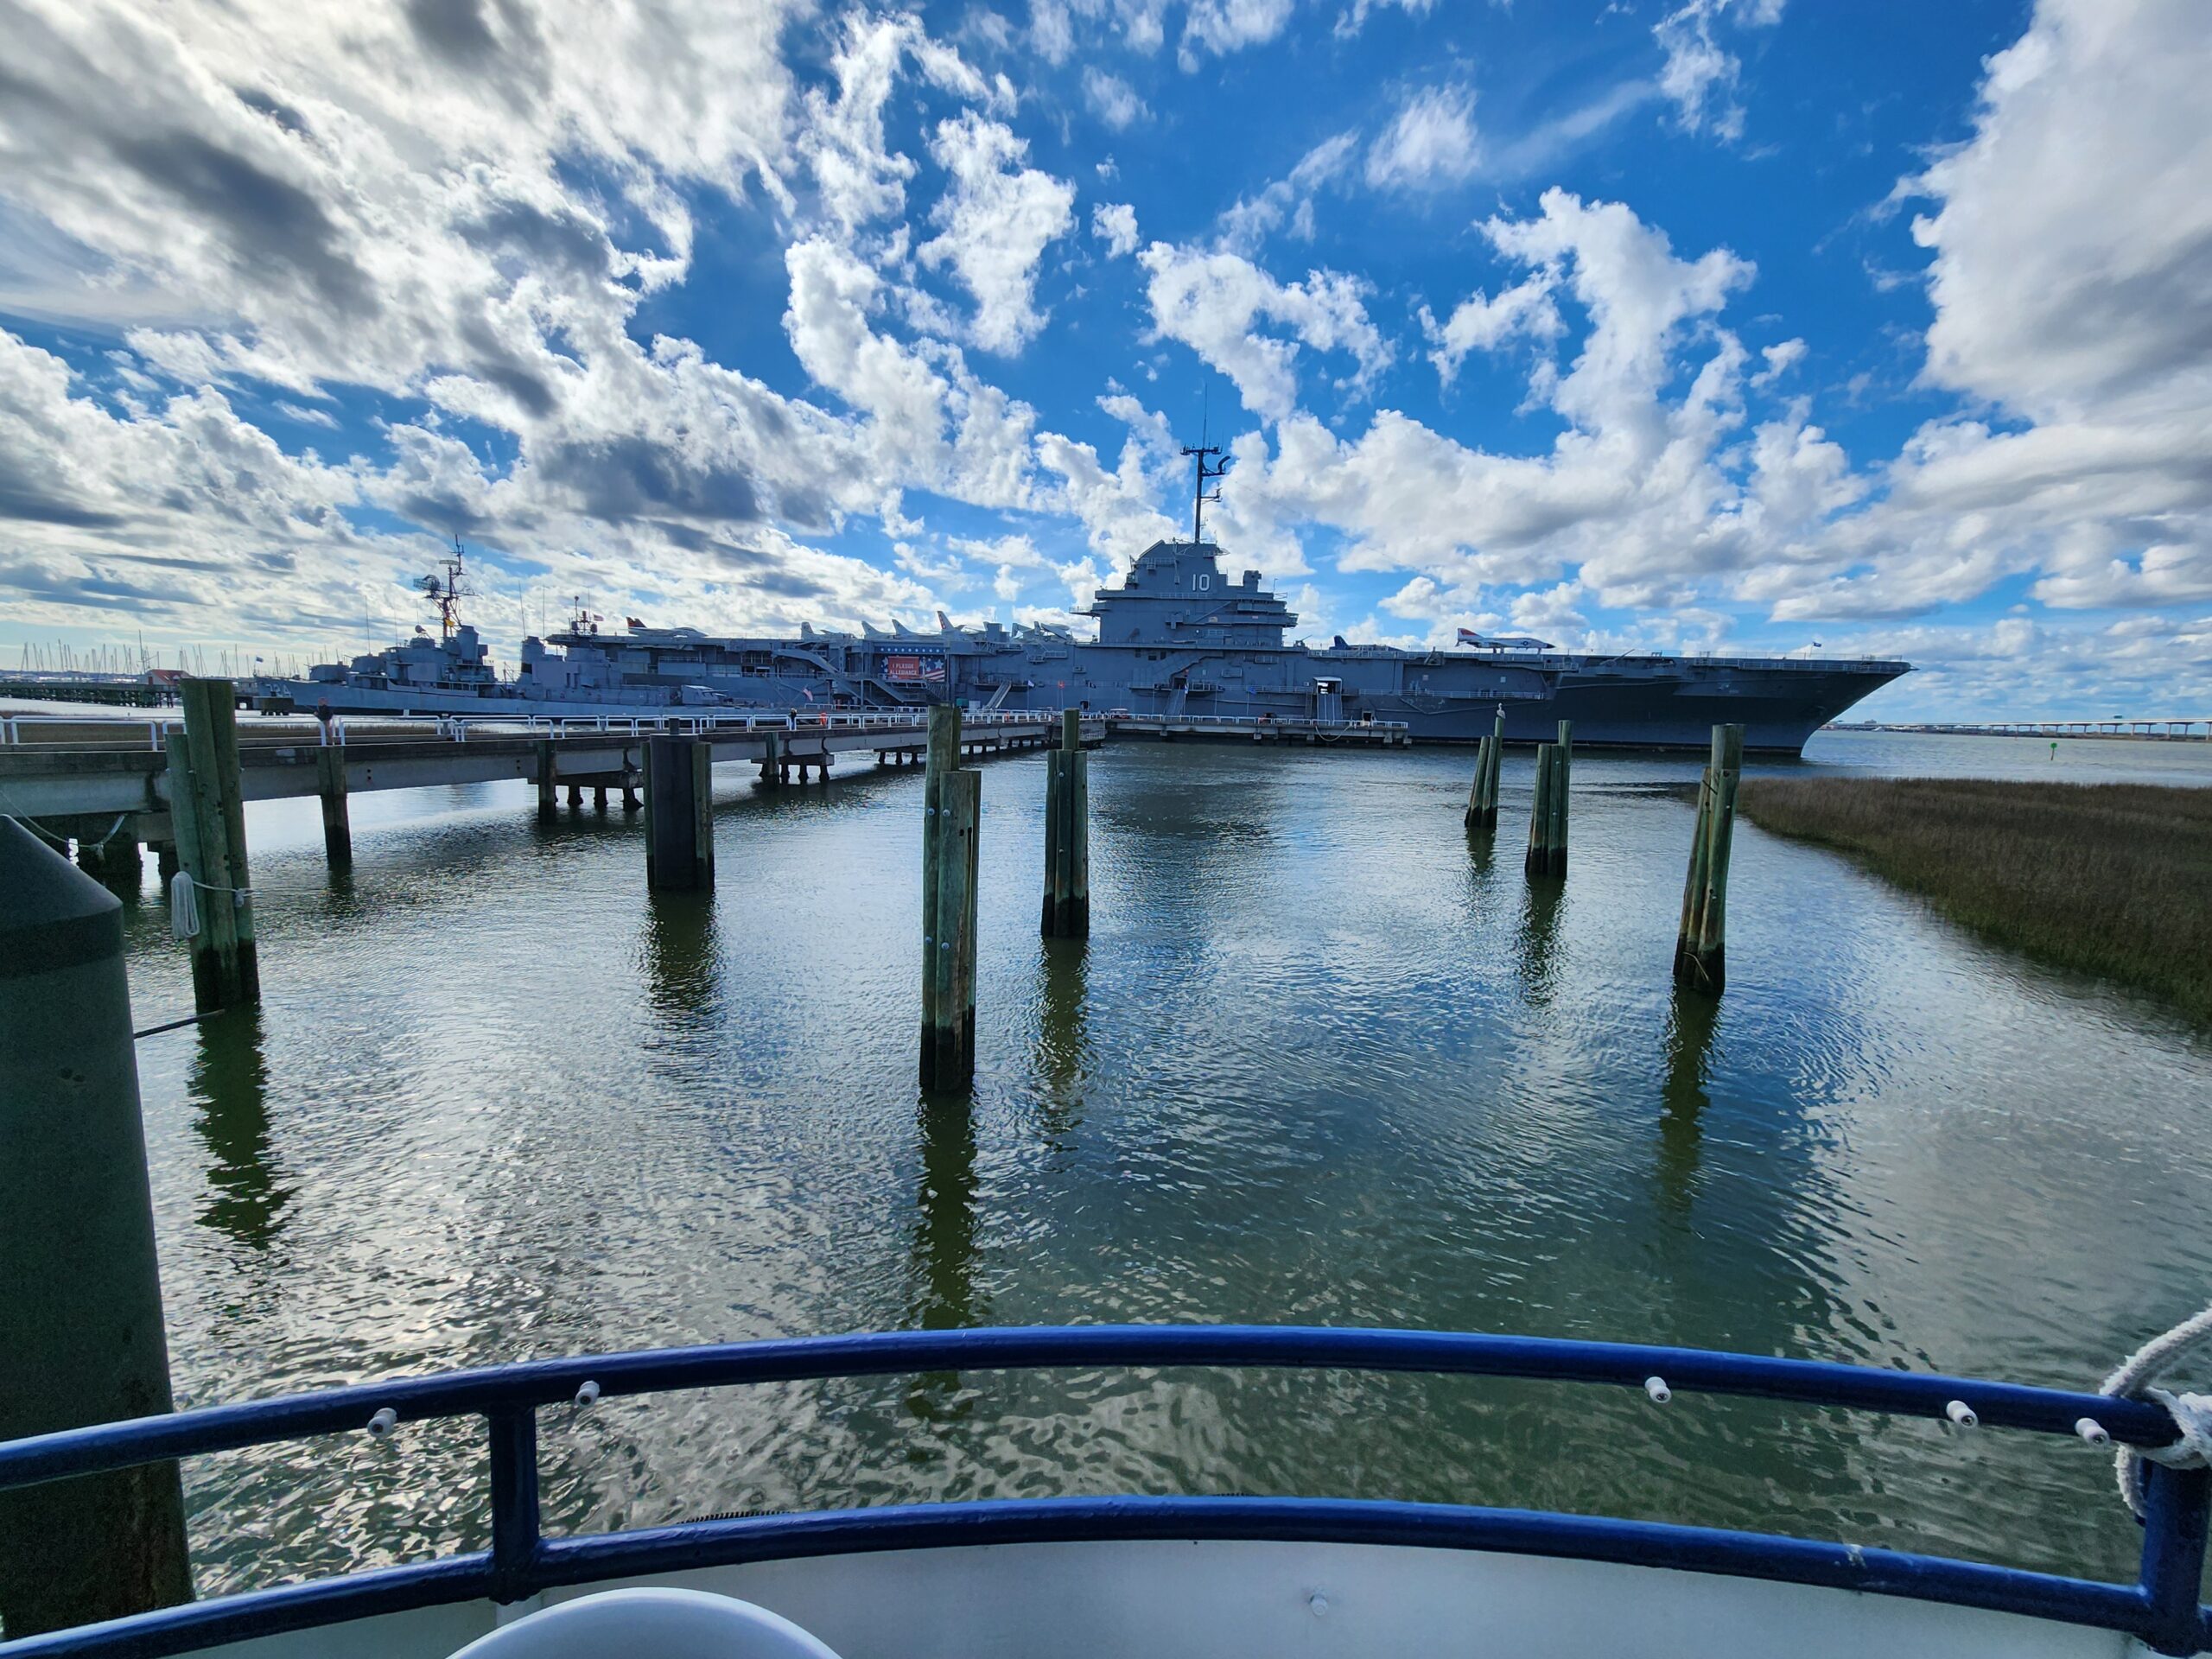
905, 1097, 983, 1421
188, 1010, 292, 1251
639, 891, 721, 1044
1513, 878, 1564, 1004
1656, 987, 1719, 1221
1030, 941, 1090, 1138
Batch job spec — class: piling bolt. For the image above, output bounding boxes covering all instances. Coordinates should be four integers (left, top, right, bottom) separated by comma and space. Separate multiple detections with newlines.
1945, 1400, 1979, 1429
1643, 1376, 1672, 1404
365, 1407, 399, 1439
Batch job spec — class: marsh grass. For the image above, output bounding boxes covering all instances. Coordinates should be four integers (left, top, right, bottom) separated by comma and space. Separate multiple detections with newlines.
1737, 778, 2212, 1024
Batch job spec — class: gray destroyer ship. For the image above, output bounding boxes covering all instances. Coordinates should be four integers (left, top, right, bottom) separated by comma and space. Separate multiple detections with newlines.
278, 460, 1908, 752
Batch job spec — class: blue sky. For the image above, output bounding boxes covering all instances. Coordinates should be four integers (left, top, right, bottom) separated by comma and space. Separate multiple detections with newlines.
1, 0, 2208, 719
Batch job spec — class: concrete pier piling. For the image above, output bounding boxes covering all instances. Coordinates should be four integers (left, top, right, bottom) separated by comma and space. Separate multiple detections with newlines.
643, 736, 715, 891
536, 740, 557, 822
1040, 708, 1090, 938
920, 705, 980, 1090
0, 820, 193, 1637
168, 679, 258, 1013
315, 743, 351, 868
1675, 722, 1745, 994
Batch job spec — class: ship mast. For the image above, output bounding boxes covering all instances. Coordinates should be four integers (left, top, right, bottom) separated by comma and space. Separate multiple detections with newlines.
1181, 442, 1229, 545
421, 539, 472, 639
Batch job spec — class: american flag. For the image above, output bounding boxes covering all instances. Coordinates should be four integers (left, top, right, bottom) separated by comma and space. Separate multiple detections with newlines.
919, 658, 946, 683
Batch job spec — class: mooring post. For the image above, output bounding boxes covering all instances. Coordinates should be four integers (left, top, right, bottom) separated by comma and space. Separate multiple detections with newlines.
168, 678, 257, 1013
0, 820, 193, 1637
1041, 708, 1090, 938
1066, 709, 1090, 938
315, 744, 351, 868
1042, 726, 1065, 931
536, 739, 556, 822
1464, 736, 1491, 830
1484, 706, 1506, 826
1674, 722, 1745, 993
920, 704, 980, 1089
643, 736, 715, 891
1548, 719, 1573, 875
1523, 742, 1554, 877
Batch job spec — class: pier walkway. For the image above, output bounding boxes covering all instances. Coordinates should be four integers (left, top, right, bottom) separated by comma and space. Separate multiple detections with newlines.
0, 709, 1096, 843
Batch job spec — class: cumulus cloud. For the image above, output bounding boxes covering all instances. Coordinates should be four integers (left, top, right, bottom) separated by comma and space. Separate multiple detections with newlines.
1093, 201, 1141, 257
918, 113, 1077, 354
1420, 273, 1564, 385
1364, 85, 1482, 190
1136, 242, 1395, 422
0, 0, 2205, 716
1179, 0, 1297, 68
1653, 0, 1784, 143
1082, 67, 1151, 130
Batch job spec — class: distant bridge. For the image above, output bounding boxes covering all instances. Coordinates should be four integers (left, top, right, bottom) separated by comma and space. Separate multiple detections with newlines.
1873, 719, 2210, 741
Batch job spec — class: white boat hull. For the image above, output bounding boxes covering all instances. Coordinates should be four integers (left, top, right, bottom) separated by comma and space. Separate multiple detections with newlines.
188, 1540, 2153, 1659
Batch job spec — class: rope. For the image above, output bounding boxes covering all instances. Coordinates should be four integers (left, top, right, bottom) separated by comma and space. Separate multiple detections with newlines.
168, 870, 200, 938
2101, 1300, 2212, 1518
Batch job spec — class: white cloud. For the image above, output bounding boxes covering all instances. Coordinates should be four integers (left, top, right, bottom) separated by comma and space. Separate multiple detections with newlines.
1750, 337, 1806, 387
1093, 201, 1141, 258
1364, 85, 1482, 191
1336, 0, 1435, 38
1082, 68, 1151, 130
1217, 131, 1357, 252
918, 113, 1077, 355
1136, 243, 1395, 422
1179, 0, 1297, 68
1420, 273, 1565, 385
1030, 0, 1077, 63
1653, 0, 1784, 143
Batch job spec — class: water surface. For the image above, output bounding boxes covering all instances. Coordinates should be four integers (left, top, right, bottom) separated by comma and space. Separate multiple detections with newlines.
98, 730, 2212, 1593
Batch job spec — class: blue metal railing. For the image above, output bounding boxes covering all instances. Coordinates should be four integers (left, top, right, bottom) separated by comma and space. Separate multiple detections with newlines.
0, 1325, 2204, 1658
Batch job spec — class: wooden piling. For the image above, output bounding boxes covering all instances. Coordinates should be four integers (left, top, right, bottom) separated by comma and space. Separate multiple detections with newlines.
920, 704, 980, 1089
536, 739, 556, 822
315, 743, 351, 868
1041, 708, 1090, 938
1675, 723, 1745, 993
1464, 736, 1493, 830
1468, 707, 1507, 829
643, 736, 715, 890
1523, 743, 1554, 878
168, 678, 257, 1013
1548, 719, 1572, 875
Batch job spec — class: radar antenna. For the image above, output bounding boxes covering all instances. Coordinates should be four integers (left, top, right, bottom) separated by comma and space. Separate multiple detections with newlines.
420, 537, 474, 639
1181, 437, 1230, 545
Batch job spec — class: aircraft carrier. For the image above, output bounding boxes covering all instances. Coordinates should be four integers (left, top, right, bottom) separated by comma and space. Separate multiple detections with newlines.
277, 461, 1908, 753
